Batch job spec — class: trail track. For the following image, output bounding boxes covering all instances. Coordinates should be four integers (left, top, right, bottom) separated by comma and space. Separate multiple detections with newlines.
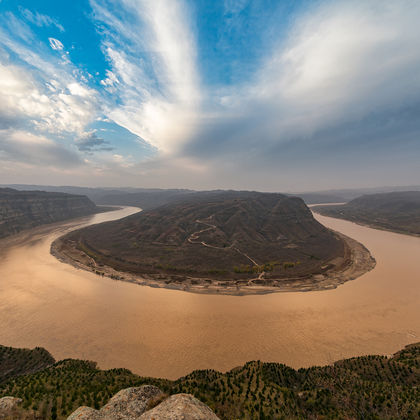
187, 216, 265, 281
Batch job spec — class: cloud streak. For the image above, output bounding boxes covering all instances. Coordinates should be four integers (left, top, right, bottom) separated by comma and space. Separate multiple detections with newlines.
19, 7, 65, 32
90, 0, 201, 153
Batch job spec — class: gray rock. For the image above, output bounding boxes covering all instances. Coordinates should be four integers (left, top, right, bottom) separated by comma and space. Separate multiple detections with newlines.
139, 393, 219, 420
67, 386, 220, 420
67, 385, 164, 420
67, 406, 102, 420
0, 397, 23, 418
100, 386, 164, 419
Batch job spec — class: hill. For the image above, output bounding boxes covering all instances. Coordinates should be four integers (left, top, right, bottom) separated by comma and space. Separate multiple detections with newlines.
6, 183, 420, 207
0, 345, 54, 384
313, 191, 420, 235
53, 191, 374, 294
0, 188, 103, 239
0, 342, 418, 419
2, 185, 195, 210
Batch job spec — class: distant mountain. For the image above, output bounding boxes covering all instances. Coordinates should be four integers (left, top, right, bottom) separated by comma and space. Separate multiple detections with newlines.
288, 192, 346, 204
2, 184, 195, 210
313, 191, 420, 235
93, 189, 195, 209
296, 185, 420, 203
56, 191, 348, 289
0, 188, 100, 238
6, 183, 420, 208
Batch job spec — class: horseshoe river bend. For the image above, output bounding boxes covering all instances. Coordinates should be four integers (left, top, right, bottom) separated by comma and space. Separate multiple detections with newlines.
0, 206, 419, 379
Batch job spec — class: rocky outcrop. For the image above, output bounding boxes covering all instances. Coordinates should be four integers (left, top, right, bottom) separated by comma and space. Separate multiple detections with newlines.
0, 188, 99, 238
139, 394, 220, 419
0, 397, 22, 418
67, 386, 219, 420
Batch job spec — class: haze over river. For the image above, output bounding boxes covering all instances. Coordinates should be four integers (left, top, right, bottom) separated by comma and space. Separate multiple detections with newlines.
0, 207, 419, 379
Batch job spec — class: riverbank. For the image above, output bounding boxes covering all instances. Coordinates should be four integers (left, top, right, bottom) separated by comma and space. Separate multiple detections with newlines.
312, 204, 420, 238
51, 228, 375, 295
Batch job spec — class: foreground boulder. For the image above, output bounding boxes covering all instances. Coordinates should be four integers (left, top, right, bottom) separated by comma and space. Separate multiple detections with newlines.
139, 394, 220, 419
0, 397, 22, 419
67, 385, 219, 420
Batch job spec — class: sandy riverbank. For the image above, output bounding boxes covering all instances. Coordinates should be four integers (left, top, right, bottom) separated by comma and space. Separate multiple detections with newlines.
51, 229, 375, 296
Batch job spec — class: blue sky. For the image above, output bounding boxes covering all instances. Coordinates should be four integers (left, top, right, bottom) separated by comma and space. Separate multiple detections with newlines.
0, 0, 419, 190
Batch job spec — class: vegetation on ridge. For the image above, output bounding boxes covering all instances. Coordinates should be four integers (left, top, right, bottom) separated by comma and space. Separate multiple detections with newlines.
0, 343, 418, 419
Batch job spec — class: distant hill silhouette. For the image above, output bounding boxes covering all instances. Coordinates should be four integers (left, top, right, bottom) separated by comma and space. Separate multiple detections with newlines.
0, 188, 100, 238
314, 191, 420, 235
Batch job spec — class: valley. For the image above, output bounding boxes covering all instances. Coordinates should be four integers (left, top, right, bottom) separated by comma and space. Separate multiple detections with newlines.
0, 206, 418, 380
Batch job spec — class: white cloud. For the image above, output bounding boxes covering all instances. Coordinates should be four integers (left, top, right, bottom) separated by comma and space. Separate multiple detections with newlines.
0, 128, 82, 167
67, 82, 94, 98
90, 0, 202, 153
185, 0, 420, 158
0, 62, 98, 134
100, 69, 119, 88
0, 11, 99, 139
20, 8, 65, 32
251, 0, 420, 137
48, 37, 64, 50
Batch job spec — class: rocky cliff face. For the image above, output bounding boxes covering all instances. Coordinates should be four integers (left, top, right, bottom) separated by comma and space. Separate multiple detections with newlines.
67, 386, 220, 420
0, 188, 99, 238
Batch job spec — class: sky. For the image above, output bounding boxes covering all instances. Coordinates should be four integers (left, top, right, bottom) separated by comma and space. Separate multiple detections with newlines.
0, 0, 419, 191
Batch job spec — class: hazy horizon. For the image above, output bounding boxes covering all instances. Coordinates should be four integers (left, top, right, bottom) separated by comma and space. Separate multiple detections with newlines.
3, 182, 420, 197
1, 0, 419, 190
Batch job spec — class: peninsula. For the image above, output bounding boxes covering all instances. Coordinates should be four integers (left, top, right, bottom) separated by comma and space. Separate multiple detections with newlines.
52, 191, 375, 294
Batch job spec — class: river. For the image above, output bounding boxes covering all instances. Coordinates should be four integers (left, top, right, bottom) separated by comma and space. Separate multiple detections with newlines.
0, 206, 419, 379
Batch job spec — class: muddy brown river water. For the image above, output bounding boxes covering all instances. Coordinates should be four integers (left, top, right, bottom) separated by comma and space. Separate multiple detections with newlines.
0, 206, 419, 379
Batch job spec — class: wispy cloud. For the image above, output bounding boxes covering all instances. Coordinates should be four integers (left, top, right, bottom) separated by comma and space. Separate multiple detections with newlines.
48, 37, 64, 51
224, 0, 249, 15
19, 7, 65, 32
90, 0, 202, 153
